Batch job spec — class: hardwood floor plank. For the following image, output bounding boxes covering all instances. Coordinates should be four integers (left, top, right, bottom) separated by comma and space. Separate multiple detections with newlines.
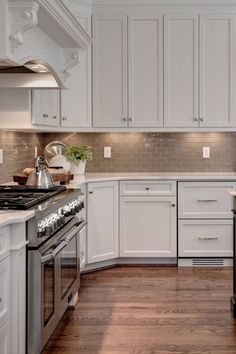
42, 266, 236, 354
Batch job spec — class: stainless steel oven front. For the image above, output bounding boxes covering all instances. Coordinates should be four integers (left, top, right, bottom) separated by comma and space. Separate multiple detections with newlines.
27, 217, 86, 354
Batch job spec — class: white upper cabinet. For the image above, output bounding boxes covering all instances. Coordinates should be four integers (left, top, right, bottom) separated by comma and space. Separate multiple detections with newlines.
199, 14, 236, 127
31, 90, 60, 127
93, 14, 128, 127
93, 13, 163, 128
164, 13, 236, 128
164, 15, 198, 127
61, 11, 92, 128
128, 15, 163, 127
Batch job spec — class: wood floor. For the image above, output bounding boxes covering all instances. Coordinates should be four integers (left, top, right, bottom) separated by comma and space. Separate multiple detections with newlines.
42, 266, 236, 354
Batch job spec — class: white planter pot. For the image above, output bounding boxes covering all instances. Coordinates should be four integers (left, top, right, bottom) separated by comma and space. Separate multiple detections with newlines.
70, 160, 86, 175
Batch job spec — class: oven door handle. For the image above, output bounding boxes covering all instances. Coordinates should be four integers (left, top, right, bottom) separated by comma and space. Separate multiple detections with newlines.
64, 221, 87, 245
40, 221, 87, 264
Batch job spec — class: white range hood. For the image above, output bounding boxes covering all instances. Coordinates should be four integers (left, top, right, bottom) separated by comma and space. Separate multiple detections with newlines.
0, 0, 92, 88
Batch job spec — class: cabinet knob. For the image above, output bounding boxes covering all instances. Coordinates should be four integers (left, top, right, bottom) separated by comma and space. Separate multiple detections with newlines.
52, 115, 57, 119
122, 117, 127, 122
43, 114, 49, 118
89, 190, 93, 194
145, 187, 150, 191
171, 203, 176, 207
62, 116, 67, 121
200, 117, 204, 122
194, 117, 198, 122
128, 117, 133, 122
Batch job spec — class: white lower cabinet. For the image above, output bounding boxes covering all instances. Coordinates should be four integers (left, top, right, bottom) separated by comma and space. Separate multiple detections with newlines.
178, 181, 234, 261
0, 257, 10, 328
120, 196, 177, 257
87, 181, 119, 264
0, 321, 10, 354
178, 219, 233, 257
80, 226, 87, 271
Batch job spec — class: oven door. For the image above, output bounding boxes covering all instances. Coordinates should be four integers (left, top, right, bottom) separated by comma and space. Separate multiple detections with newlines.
41, 218, 86, 350
28, 218, 86, 354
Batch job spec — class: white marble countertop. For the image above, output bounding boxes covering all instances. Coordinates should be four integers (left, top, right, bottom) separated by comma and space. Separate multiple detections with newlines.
2, 172, 236, 227
0, 210, 35, 228
68, 172, 236, 188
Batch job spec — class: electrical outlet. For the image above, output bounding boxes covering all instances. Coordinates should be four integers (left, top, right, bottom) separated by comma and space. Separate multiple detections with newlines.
0, 149, 3, 164
203, 146, 210, 159
104, 146, 112, 158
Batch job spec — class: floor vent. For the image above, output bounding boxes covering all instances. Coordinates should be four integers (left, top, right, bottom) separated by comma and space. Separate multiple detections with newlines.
192, 258, 224, 267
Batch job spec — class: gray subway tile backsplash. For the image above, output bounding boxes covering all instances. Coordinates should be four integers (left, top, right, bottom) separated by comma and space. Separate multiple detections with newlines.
0, 131, 236, 184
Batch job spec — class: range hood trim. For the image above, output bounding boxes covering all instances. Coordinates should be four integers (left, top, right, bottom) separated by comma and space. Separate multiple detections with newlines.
0, 0, 92, 88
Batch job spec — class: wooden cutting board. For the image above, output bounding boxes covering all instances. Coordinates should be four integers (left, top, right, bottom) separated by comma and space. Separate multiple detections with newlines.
13, 173, 73, 185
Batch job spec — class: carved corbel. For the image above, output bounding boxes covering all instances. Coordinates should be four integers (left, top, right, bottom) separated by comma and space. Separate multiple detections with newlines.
9, 2, 39, 51
63, 48, 82, 80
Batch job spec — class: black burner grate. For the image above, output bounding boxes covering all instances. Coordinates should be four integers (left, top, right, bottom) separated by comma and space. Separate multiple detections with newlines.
0, 185, 66, 209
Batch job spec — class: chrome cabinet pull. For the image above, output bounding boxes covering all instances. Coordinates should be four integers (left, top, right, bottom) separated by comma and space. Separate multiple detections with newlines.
198, 237, 218, 241
197, 199, 218, 202
43, 114, 49, 118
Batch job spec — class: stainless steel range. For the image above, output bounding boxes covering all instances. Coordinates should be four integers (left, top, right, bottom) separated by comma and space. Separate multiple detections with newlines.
0, 185, 86, 354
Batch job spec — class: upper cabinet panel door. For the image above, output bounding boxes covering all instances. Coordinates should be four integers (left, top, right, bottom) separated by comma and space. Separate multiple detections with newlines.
61, 13, 92, 128
32, 89, 60, 127
93, 15, 128, 127
128, 15, 163, 127
199, 14, 236, 127
164, 15, 199, 127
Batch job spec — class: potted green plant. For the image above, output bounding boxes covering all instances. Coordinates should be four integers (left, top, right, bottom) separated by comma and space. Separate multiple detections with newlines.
65, 145, 93, 175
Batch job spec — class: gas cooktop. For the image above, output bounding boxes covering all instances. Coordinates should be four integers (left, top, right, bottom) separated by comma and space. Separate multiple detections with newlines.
0, 185, 66, 210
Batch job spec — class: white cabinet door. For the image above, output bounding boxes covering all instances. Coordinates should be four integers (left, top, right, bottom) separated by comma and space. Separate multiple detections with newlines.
200, 14, 236, 127
0, 321, 10, 354
128, 15, 163, 127
32, 89, 60, 127
80, 225, 87, 271
164, 15, 199, 127
93, 15, 128, 127
120, 196, 177, 257
0, 257, 10, 328
178, 219, 233, 257
178, 181, 236, 219
87, 181, 119, 263
61, 13, 92, 128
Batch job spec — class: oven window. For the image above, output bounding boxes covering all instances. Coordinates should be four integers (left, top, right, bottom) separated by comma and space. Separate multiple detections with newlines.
60, 235, 78, 299
43, 258, 55, 326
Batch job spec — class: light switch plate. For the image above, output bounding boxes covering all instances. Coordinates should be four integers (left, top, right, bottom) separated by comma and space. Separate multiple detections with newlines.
0, 149, 3, 164
203, 146, 210, 159
104, 146, 112, 158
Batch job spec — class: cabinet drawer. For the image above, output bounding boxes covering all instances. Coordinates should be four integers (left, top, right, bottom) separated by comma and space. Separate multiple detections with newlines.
80, 226, 86, 271
178, 219, 233, 257
120, 180, 176, 196
178, 181, 236, 219
0, 227, 10, 263
0, 257, 10, 327
0, 321, 10, 354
